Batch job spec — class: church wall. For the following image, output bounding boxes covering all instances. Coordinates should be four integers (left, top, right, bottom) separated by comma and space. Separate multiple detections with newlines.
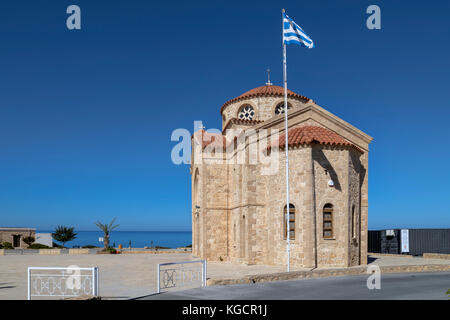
204, 208, 228, 261
226, 141, 268, 264
229, 207, 241, 261
348, 149, 362, 266
242, 162, 256, 264
360, 152, 369, 264
284, 108, 370, 267
264, 147, 312, 268
194, 144, 365, 267
227, 163, 239, 261
226, 161, 243, 262
251, 204, 269, 264
250, 168, 270, 265
202, 162, 229, 261
313, 145, 349, 268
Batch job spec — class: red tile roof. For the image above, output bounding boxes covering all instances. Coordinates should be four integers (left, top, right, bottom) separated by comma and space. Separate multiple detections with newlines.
193, 130, 228, 150
222, 118, 264, 132
220, 85, 310, 114
193, 126, 361, 153
269, 126, 360, 151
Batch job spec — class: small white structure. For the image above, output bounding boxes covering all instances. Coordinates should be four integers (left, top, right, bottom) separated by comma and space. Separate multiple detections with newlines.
35, 233, 53, 247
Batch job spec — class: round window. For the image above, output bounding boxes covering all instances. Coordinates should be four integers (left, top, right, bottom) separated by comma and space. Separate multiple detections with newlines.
275, 103, 291, 115
238, 105, 255, 120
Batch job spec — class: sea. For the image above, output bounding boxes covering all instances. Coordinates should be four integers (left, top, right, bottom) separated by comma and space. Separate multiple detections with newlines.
37, 230, 192, 249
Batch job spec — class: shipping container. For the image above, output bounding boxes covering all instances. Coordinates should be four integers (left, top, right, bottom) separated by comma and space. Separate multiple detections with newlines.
368, 228, 450, 256
408, 229, 450, 255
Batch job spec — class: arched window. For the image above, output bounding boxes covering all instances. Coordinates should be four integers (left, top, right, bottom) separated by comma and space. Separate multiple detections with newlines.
237, 105, 255, 120
323, 204, 333, 239
283, 204, 295, 240
275, 102, 291, 115
193, 169, 199, 207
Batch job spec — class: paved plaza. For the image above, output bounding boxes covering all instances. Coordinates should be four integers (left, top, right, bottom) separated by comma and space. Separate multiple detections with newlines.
0, 253, 449, 299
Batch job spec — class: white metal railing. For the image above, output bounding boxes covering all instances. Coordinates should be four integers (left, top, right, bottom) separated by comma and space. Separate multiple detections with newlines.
157, 260, 206, 293
27, 266, 99, 300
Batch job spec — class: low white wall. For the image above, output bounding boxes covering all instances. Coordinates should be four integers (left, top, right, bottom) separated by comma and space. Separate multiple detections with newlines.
35, 233, 53, 247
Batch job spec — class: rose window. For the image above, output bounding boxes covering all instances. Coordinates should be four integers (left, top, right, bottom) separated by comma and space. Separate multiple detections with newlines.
238, 105, 255, 120
275, 103, 291, 115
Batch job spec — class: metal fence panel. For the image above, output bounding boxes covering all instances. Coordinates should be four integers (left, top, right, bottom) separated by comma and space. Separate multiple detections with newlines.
409, 229, 450, 255
368, 228, 450, 256
380, 229, 401, 254
368, 230, 381, 253
368, 229, 400, 254
157, 260, 206, 293
28, 267, 99, 300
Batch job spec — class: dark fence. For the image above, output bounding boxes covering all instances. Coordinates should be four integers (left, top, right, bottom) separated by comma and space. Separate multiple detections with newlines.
368, 230, 381, 253
409, 229, 450, 255
368, 230, 400, 254
368, 228, 450, 256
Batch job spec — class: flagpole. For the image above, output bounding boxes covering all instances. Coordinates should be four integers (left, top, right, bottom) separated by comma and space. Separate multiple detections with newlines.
282, 8, 290, 273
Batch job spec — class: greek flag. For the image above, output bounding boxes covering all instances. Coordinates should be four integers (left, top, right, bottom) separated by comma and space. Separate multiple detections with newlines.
283, 12, 314, 48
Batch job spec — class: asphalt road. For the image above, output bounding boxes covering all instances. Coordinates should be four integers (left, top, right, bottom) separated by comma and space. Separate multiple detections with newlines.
139, 272, 450, 300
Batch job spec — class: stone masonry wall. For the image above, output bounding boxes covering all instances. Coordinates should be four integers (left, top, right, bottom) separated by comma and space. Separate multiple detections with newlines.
0, 230, 35, 248
348, 149, 362, 266
203, 163, 228, 261
313, 145, 349, 268
264, 147, 312, 268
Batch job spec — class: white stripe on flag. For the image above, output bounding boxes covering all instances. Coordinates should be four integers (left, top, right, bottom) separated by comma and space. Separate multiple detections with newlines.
283, 12, 314, 48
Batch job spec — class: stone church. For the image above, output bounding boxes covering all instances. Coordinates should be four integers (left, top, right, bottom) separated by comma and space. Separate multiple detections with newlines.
190, 83, 373, 268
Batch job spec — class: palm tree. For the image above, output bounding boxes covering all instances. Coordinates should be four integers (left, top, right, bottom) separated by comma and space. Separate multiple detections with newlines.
52, 226, 77, 248
95, 218, 119, 250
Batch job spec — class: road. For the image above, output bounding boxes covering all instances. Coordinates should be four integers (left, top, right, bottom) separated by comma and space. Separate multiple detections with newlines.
139, 272, 450, 300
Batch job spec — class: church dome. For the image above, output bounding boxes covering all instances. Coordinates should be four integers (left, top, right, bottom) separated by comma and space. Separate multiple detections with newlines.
220, 84, 310, 114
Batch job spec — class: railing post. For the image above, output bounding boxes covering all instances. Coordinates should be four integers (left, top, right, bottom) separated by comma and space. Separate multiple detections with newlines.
157, 263, 160, 294
92, 267, 99, 297
91, 267, 95, 296
202, 260, 207, 287
27, 267, 31, 300
97, 267, 99, 296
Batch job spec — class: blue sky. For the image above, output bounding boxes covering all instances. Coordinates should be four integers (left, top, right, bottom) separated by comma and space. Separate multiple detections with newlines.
0, 0, 449, 231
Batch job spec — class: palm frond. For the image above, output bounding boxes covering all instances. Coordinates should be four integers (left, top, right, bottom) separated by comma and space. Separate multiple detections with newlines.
95, 218, 119, 233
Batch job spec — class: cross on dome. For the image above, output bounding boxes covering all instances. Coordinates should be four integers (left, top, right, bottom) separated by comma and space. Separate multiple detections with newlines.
265, 67, 273, 86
